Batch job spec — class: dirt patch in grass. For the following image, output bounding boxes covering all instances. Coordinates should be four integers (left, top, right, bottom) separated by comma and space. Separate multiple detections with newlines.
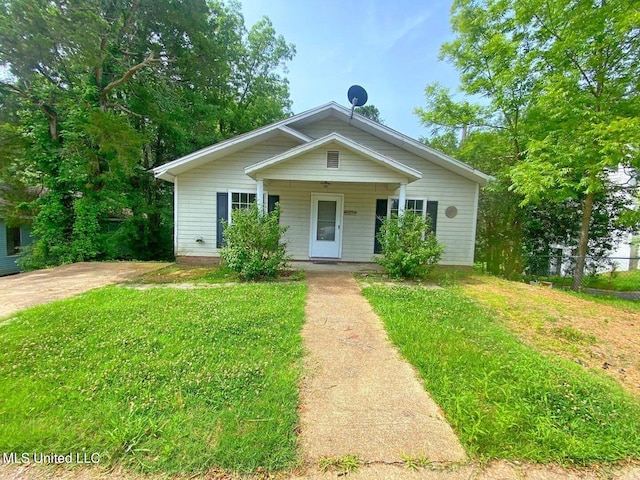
132, 264, 236, 283
463, 275, 640, 396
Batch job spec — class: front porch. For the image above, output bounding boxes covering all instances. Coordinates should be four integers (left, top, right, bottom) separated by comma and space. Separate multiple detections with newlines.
259, 180, 401, 263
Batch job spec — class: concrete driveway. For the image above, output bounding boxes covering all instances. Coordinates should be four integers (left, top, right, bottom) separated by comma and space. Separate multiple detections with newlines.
0, 262, 169, 318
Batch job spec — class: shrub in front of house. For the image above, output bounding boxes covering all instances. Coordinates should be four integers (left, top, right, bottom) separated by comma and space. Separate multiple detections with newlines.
221, 202, 290, 280
375, 211, 444, 279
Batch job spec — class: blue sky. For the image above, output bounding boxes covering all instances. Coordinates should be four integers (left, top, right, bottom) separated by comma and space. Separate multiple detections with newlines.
240, 0, 460, 140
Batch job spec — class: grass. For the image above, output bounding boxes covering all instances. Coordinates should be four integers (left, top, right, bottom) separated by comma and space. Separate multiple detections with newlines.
549, 326, 597, 345
132, 264, 239, 284
400, 452, 432, 470
570, 290, 640, 313
535, 269, 640, 292
0, 283, 307, 474
586, 269, 640, 292
318, 454, 361, 474
354, 265, 474, 286
425, 265, 476, 286
361, 285, 640, 465
134, 263, 305, 284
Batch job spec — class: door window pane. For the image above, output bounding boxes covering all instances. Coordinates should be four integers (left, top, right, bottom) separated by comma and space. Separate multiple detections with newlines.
316, 200, 336, 241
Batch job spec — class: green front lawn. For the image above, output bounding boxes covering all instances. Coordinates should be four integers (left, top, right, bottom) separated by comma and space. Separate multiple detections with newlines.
133, 263, 305, 284
0, 284, 306, 474
537, 269, 640, 292
131, 263, 239, 283
586, 269, 640, 291
361, 284, 640, 465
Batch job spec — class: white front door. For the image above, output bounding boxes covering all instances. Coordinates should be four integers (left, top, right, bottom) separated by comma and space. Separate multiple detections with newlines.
310, 194, 343, 258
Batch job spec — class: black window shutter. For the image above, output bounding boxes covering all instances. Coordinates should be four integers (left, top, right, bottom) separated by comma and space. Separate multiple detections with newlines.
267, 194, 280, 213
216, 192, 228, 248
426, 200, 438, 234
374, 198, 388, 254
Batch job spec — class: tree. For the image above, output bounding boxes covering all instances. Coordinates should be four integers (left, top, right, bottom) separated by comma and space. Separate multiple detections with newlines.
416, 0, 640, 289
0, 0, 295, 268
415, 85, 529, 277
414, 0, 538, 277
355, 105, 384, 123
509, 0, 640, 290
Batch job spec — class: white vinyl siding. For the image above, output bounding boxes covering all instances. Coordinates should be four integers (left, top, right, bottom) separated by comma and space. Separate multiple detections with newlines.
175, 135, 298, 256
174, 119, 479, 265
297, 119, 478, 265
271, 181, 384, 262
256, 142, 408, 184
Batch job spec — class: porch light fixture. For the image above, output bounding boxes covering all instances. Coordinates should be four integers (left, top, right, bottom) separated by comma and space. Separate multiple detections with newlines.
321, 181, 331, 189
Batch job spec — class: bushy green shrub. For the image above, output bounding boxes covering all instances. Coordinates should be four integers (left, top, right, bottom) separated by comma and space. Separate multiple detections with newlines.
220, 202, 290, 280
375, 211, 444, 279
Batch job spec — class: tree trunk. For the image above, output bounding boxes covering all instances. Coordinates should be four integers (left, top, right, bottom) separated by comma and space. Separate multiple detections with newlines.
572, 191, 595, 291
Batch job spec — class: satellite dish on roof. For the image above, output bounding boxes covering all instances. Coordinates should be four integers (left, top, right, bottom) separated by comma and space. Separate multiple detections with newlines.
347, 85, 368, 107
347, 85, 368, 120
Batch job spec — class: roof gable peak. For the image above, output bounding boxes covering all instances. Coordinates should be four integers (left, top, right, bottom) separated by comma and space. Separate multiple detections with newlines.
152, 101, 491, 185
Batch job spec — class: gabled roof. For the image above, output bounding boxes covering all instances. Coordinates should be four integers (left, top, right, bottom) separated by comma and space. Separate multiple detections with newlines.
152, 102, 491, 185
244, 133, 422, 182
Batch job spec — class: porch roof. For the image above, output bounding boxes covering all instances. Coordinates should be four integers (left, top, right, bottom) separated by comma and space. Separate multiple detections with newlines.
244, 133, 422, 183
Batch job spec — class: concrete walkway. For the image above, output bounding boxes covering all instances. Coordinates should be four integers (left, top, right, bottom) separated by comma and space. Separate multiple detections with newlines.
298, 271, 466, 467
0, 262, 169, 318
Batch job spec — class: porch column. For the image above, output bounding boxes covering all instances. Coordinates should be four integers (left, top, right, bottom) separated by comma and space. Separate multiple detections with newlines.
398, 182, 407, 216
256, 179, 264, 213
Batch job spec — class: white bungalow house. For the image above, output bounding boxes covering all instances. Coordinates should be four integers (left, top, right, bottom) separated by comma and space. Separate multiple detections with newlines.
152, 102, 491, 265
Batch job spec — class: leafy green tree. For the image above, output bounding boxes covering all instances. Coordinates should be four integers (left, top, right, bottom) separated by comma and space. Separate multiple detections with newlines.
355, 105, 384, 123
414, 0, 537, 277
415, 0, 640, 289
509, 0, 640, 289
0, 0, 295, 268
415, 83, 527, 276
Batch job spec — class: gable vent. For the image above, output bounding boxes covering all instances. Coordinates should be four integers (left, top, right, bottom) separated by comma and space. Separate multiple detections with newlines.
327, 151, 339, 168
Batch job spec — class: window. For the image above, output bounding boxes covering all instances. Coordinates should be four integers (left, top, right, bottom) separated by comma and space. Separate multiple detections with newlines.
231, 192, 256, 210
227, 191, 265, 225
387, 198, 439, 234
326, 151, 339, 168
389, 198, 425, 218
6, 226, 21, 256
218, 192, 279, 247
375, 198, 439, 253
